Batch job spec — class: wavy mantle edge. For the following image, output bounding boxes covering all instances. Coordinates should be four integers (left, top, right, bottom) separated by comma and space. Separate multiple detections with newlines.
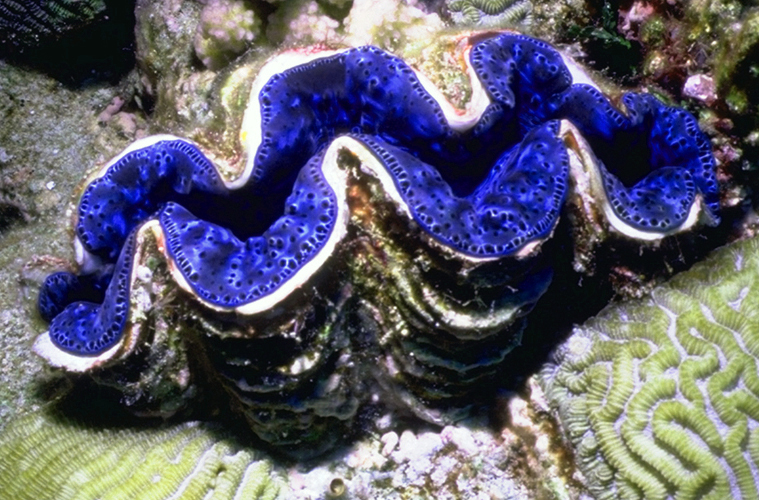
35, 119, 713, 371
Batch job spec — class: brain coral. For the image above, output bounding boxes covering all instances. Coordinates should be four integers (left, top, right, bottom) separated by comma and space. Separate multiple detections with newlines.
446, 0, 533, 26
541, 236, 759, 500
0, 408, 281, 500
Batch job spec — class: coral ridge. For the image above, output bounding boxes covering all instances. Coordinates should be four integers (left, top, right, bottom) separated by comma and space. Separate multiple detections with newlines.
542, 236, 759, 500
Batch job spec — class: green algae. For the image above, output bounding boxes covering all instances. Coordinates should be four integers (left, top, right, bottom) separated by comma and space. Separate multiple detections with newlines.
714, 8, 759, 116
541, 236, 759, 500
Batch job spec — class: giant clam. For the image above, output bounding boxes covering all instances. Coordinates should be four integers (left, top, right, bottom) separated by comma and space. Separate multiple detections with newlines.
35, 31, 720, 455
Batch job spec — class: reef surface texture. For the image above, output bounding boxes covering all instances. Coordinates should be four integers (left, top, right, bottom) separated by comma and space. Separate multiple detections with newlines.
33, 31, 720, 455
541, 235, 759, 500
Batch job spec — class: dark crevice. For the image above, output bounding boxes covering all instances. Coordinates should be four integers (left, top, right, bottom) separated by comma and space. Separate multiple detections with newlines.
0, 0, 136, 87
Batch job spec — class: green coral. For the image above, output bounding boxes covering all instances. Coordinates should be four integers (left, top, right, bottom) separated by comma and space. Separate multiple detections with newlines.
446, 0, 532, 26
0, 409, 282, 500
541, 236, 759, 500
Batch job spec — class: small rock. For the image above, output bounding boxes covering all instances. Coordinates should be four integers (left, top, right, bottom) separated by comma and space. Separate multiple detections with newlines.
97, 96, 125, 123
375, 412, 393, 431
393, 429, 417, 463
0, 148, 11, 163
683, 74, 717, 105
412, 431, 444, 461
429, 455, 459, 487
441, 425, 479, 456
112, 112, 138, 138
380, 431, 399, 456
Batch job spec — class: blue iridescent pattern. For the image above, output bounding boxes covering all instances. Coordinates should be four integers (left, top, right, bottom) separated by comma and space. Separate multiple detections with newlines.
38, 33, 720, 356
45, 232, 136, 354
